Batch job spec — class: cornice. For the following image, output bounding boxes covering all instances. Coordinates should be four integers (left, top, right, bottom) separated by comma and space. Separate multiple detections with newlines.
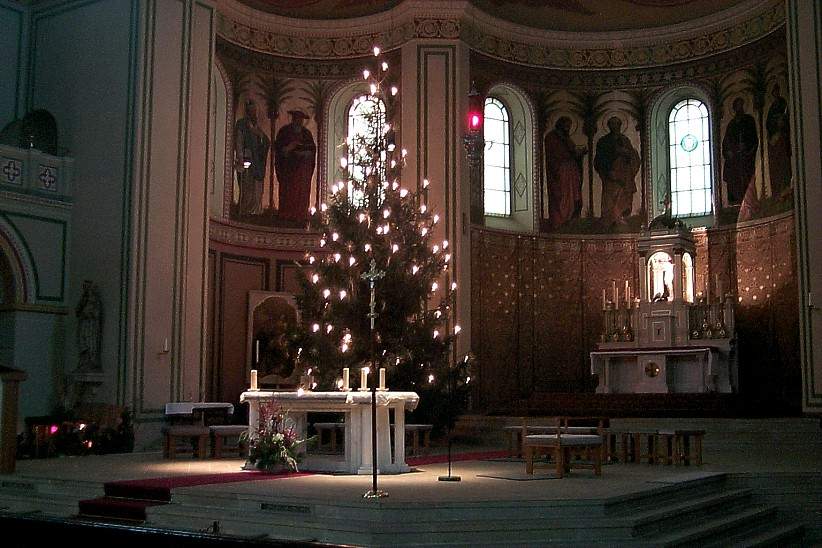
209, 218, 320, 251
216, 0, 783, 70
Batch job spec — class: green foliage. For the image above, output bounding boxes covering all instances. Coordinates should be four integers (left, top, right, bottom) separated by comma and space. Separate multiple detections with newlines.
287, 51, 472, 429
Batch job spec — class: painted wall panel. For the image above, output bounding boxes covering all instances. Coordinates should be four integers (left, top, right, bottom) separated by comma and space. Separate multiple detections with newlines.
30, 0, 133, 404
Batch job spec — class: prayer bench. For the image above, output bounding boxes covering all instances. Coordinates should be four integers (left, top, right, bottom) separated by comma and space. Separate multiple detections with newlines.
504, 416, 608, 458
209, 425, 248, 458
611, 429, 705, 465
162, 402, 238, 459
521, 419, 605, 478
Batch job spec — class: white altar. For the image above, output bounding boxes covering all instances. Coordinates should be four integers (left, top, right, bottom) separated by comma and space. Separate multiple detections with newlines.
240, 390, 419, 474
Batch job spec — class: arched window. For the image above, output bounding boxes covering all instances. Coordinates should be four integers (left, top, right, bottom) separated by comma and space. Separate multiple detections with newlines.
650, 87, 715, 227
668, 99, 712, 217
483, 97, 511, 217
346, 94, 386, 206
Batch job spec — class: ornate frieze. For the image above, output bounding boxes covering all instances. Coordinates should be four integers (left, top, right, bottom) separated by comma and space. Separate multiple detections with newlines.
209, 219, 320, 250
217, 0, 782, 70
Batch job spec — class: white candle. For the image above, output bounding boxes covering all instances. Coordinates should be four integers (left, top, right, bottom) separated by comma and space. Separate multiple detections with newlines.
379, 368, 386, 390
612, 280, 617, 303
250, 369, 258, 391
360, 367, 369, 390
162, 337, 169, 353
602, 289, 606, 309
343, 367, 350, 390
255, 339, 260, 364
615, 286, 620, 309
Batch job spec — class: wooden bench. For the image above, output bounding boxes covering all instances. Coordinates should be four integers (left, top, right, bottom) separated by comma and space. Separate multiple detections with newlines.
523, 432, 604, 478
162, 425, 210, 459
209, 425, 248, 458
611, 429, 705, 466
405, 424, 433, 456
313, 422, 344, 453
504, 424, 600, 458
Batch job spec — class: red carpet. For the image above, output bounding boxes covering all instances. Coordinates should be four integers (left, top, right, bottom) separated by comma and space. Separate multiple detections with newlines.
79, 470, 310, 522
407, 450, 509, 466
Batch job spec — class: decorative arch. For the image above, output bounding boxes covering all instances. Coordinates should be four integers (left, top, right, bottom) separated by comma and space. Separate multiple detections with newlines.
649, 84, 716, 227
0, 218, 35, 304
212, 58, 233, 220
483, 82, 538, 233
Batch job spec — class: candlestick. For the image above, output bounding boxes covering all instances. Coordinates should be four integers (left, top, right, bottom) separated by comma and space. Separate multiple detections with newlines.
343, 367, 350, 390
360, 366, 369, 391
379, 368, 386, 390
602, 289, 606, 310
615, 286, 620, 309
255, 339, 260, 364
612, 280, 617, 303
250, 369, 258, 391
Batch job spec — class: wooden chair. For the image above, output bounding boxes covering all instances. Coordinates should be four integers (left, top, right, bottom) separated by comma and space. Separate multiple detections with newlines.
522, 418, 605, 478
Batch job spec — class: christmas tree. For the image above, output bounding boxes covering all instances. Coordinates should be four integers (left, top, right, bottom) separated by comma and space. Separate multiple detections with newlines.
291, 46, 471, 429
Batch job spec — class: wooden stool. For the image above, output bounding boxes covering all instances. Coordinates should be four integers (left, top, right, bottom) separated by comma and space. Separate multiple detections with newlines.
209, 425, 248, 458
162, 425, 209, 459
620, 430, 660, 464
405, 424, 433, 456
313, 422, 343, 453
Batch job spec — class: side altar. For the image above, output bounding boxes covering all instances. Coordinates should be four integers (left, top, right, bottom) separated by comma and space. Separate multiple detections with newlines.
591, 225, 737, 394
240, 390, 419, 474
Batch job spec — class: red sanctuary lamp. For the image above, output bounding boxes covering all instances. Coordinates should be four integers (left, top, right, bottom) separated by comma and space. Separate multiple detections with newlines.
464, 82, 484, 167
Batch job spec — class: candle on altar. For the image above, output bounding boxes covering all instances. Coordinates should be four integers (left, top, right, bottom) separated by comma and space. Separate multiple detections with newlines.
342, 367, 350, 390
360, 366, 369, 390
625, 281, 631, 305
250, 369, 258, 391
612, 280, 617, 303
602, 289, 607, 310
716, 274, 724, 302
255, 339, 260, 364
615, 286, 620, 309
379, 368, 386, 390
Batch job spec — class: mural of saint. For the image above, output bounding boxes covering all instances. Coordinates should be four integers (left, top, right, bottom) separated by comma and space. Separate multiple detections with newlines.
234, 100, 270, 216
275, 109, 316, 223
766, 85, 791, 199
721, 97, 759, 206
544, 116, 586, 229
594, 116, 640, 226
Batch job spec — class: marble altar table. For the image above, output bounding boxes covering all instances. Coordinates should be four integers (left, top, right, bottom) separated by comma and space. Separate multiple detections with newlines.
240, 390, 419, 474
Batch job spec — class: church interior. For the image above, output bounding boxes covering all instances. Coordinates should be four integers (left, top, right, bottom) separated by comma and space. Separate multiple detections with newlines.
0, 0, 821, 545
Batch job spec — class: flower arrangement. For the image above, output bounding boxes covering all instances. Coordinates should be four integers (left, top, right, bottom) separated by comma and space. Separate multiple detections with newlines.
242, 401, 302, 472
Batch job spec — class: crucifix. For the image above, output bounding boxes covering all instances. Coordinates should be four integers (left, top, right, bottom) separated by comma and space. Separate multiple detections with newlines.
361, 259, 387, 499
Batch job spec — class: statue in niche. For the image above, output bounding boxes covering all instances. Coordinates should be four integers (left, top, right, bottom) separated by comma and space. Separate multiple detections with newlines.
766, 85, 792, 199
722, 97, 759, 206
594, 116, 640, 226
544, 116, 587, 229
275, 109, 316, 225
76, 280, 102, 371
234, 99, 270, 217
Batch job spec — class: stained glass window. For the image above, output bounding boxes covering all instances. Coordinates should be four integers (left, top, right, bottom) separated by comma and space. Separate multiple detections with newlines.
484, 97, 511, 216
668, 99, 712, 217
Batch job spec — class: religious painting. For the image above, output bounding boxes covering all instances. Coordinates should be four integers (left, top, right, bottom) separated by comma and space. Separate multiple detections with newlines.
717, 60, 792, 224
247, 291, 301, 386
541, 90, 642, 233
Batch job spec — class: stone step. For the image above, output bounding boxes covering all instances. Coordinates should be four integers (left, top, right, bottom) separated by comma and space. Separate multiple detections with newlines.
649, 505, 777, 547
629, 488, 752, 538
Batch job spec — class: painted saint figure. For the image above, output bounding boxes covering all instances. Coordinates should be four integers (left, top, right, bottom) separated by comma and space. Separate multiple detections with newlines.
721, 97, 759, 206
275, 109, 316, 223
234, 100, 270, 216
766, 85, 791, 198
545, 116, 587, 229
594, 116, 641, 226
76, 280, 102, 371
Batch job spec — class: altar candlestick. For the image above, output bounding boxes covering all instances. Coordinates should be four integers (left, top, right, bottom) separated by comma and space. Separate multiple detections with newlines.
255, 339, 260, 364
602, 289, 607, 310
343, 367, 350, 390
379, 368, 386, 390
360, 367, 369, 390
612, 280, 617, 303
250, 369, 258, 391
615, 286, 620, 309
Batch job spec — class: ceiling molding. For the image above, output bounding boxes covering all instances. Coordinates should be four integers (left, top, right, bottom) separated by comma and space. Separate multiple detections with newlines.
216, 0, 783, 69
